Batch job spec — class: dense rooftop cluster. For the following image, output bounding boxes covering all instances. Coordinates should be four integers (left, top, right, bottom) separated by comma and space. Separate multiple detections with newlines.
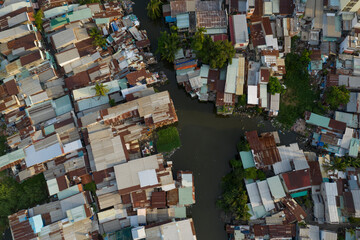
0, 0, 197, 239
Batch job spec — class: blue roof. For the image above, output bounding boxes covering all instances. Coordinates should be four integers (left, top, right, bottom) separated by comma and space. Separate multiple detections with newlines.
165, 16, 176, 23
306, 112, 330, 129
200, 85, 208, 94
53, 95, 72, 116
77, 96, 109, 112
29, 215, 43, 233
290, 190, 308, 198
118, 78, 128, 90
176, 13, 189, 29
67, 8, 92, 23
240, 151, 255, 169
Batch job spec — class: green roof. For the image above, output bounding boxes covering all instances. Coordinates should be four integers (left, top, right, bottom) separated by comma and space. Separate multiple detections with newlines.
178, 187, 193, 205
306, 112, 330, 129
174, 206, 186, 218
67, 8, 92, 23
118, 78, 128, 90
50, 17, 69, 30
0, 149, 25, 170
53, 95, 73, 116
349, 138, 359, 157
108, 227, 132, 240
290, 190, 308, 198
240, 151, 255, 169
267, 175, 286, 200
95, 18, 110, 24
57, 185, 80, 200
44, 125, 55, 136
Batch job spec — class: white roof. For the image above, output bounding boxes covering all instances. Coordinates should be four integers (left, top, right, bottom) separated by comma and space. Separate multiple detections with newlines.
46, 178, 59, 196
309, 225, 320, 240
340, 127, 354, 149
257, 180, 275, 211
0, 2, 30, 18
55, 48, 80, 67
114, 155, 160, 191
51, 29, 76, 50
132, 226, 146, 240
73, 80, 120, 101
152, 219, 195, 240
232, 14, 248, 44
320, 230, 337, 240
273, 146, 292, 175
270, 93, 280, 111
181, 173, 193, 187
0, 25, 30, 43
138, 169, 159, 188
322, 182, 339, 223
63, 139, 83, 153
24, 142, 63, 167
246, 182, 262, 208
247, 85, 259, 104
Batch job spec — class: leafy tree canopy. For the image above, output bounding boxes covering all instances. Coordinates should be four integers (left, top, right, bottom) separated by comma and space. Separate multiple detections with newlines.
89, 27, 107, 48
268, 76, 286, 95
156, 126, 181, 152
157, 31, 181, 63
0, 173, 48, 233
324, 85, 350, 110
79, 0, 100, 5
93, 83, 109, 97
147, 0, 162, 20
195, 36, 235, 69
34, 10, 44, 32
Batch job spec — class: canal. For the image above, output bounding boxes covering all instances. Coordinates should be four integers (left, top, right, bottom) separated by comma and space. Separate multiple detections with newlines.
132, 3, 297, 240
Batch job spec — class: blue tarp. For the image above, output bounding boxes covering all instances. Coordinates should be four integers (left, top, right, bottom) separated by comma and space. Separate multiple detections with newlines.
165, 16, 176, 23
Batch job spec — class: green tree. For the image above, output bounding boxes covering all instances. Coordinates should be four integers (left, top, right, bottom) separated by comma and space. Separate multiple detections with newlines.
324, 85, 350, 110
34, 9, 44, 32
147, 0, 162, 20
93, 83, 109, 97
268, 76, 285, 95
79, 0, 100, 4
325, 157, 348, 171
89, 27, 107, 48
195, 36, 235, 69
157, 31, 181, 63
191, 27, 206, 51
0, 174, 48, 234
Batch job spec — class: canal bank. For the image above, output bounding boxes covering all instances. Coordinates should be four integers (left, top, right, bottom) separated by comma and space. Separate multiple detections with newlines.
132, 3, 297, 239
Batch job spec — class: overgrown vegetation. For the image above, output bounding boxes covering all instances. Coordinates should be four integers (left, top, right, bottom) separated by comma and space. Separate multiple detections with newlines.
268, 76, 285, 95
0, 135, 7, 156
84, 181, 97, 199
156, 126, 181, 152
147, 0, 162, 20
324, 85, 350, 110
348, 217, 360, 224
34, 9, 44, 32
192, 28, 235, 69
236, 95, 247, 108
217, 137, 266, 221
0, 173, 48, 234
278, 50, 323, 128
89, 27, 107, 48
79, 0, 100, 5
324, 157, 360, 171
93, 82, 109, 97
157, 29, 181, 63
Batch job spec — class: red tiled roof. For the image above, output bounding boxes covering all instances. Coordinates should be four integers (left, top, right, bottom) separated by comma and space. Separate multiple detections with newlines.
328, 119, 346, 132
151, 191, 166, 208
281, 169, 311, 191
250, 22, 266, 47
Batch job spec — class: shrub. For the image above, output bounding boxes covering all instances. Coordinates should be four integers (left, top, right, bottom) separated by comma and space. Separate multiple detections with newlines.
156, 127, 181, 152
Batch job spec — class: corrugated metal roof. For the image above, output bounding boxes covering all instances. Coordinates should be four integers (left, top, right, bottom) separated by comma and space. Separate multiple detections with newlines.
240, 151, 255, 169
335, 111, 358, 129
178, 187, 193, 205
174, 207, 186, 218
95, 18, 110, 24
50, 17, 69, 30
67, 8, 92, 23
306, 112, 331, 128
73, 80, 120, 101
257, 180, 275, 211
44, 4, 80, 19
236, 57, 245, 95
0, 148, 25, 170
66, 205, 87, 222
225, 58, 239, 94
46, 178, 59, 196
267, 175, 286, 200
53, 95, 73, 116
349, 138, 359, 157
176, 13, 190, 29
246, 182, 262, 208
